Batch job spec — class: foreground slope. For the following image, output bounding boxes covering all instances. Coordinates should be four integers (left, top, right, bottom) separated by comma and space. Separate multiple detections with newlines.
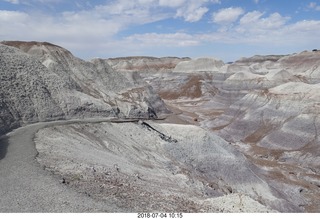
35, 121, 293, 212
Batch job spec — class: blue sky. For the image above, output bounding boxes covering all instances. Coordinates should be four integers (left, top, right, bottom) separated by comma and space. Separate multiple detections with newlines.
1, 0, 320, 61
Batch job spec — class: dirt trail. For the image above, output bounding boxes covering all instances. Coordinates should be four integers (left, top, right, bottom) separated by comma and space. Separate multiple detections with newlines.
0, 118, 126, 212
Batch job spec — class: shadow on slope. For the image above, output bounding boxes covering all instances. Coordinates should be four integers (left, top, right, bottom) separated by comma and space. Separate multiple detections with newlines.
0, 136, 9, 160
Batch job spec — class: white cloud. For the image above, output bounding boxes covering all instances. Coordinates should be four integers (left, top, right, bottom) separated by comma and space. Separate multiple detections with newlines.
125, 32, 200, 46
239, 10, 264, 25
0, 9, 121, 49
108, 14, 320, 55
33, 0, 62, 2
212, 7, 244, 24
177, 6, 208, 22
308, 2, 320, 11
130, 10, 317, 48
237, 11, 290, 34
253, 0, 259, 4
206, 11, 320, 47
0, 10, 27, 21
1, 0, 320, 60
175, 0, 213, 22
94, 0, 169, 26
1, 0, 171, 56
96, 0, 149, 15
6, 0, 63, 4
287, 19, 320, 33
120, 11, 317, 46
159, 0, 186, 8
3, 0, 19, 4
0, 1, 172, 57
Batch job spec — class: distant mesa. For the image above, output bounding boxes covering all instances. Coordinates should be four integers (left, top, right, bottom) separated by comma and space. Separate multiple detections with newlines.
173, 57, 225, 73
106, 56, 191, 73
235, 55, 285, 64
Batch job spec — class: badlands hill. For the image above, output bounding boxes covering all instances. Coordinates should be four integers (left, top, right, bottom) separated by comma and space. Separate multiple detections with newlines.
0, 41, 169, 135
1, 41, 320, 212
139, 50, 320, 212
